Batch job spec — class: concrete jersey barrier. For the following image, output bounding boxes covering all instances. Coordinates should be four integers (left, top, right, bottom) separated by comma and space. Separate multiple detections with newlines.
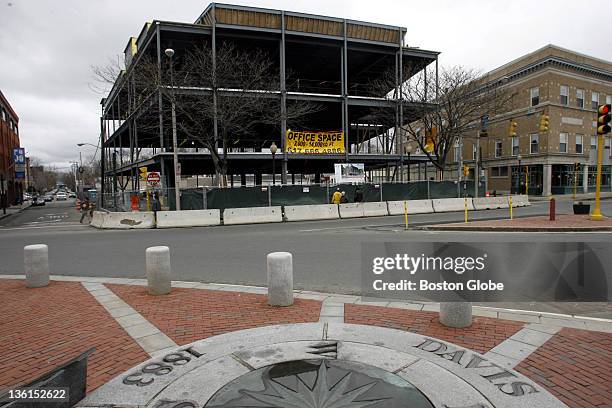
96, 211, 155, 229
156, 209, 221, 228
472, 196, 509, 210
432, 198, 474, 213
338, 202, 387, 218
284, 204, 339, 222
387, 199, 434, 215
509, 195, 530, 207
90, 211, 106, 228
223, 206, 283, 225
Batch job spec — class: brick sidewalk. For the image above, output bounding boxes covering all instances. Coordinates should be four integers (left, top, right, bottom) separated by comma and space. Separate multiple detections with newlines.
0, 277, 610, 408
427, 214, 612, 231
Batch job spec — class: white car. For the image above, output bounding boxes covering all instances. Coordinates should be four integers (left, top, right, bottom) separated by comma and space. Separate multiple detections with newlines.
56, 192, 68, 201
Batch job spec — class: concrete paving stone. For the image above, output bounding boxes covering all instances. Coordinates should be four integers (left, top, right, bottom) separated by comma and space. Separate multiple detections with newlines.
107, 306, 138, 319
295, 293, 329, 301
100, 299, 130, 310
325, 295, 360, 303
115, 313, 148, 329
488, 338, 538, 361
0, 274, 24, 279
583, 321, 612, 333
509, 328, 556, 346
540, 316, 588, 329
354, 299, 390, 307
129, 279, 147, 286
319, 305, 344, 316
421, 303, 440, 312
171, 281, 202, 288
318, 316, 345, 323
135, 332, 177, 354
90, 293, 116, 303
524, 323, 562, 334
230, 286, 268, 294
538, 311, 573, 319
386, 302, 425, 310
398, 359, 491, 408
472, 307, 499, 318
124, 322, 160, 339
484, 351, 521, 369
498, 311, 541, 323
49, 275, 83, 281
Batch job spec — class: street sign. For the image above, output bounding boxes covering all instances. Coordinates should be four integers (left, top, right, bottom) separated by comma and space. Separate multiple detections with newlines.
12, 148, 25, 179
146, 171, 161, 186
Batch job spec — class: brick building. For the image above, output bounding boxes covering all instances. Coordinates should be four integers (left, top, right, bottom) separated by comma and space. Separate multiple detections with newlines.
452, 45, 612, 196
0, 90, 23, 205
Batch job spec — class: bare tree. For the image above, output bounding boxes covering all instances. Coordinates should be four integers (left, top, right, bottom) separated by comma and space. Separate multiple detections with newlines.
370, 65, 514, 178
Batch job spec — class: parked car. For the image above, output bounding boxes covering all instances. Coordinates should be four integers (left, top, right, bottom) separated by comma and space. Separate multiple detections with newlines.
68, 192, 76, 198
32, 196, 46, 206
56, 192, 68, 201
44, 194, 54, 202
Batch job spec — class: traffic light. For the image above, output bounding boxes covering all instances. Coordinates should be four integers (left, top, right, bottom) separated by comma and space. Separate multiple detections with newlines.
424, 127, 437, 153
508, 120, 518, 137
139, 166, 148, 181
539, 114, 550, 132
463, 165, 470, 177
597, 104, 611, 135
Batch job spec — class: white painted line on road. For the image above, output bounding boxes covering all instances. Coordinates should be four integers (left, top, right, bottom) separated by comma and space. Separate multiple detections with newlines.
0, 223, 88, 231
82, 282, 177, 357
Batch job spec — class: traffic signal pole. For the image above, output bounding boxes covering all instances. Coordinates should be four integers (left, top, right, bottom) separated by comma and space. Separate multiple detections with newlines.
590, 133, 604, 221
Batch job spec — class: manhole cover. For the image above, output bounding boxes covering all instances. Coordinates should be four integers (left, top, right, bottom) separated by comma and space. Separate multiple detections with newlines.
204, 359, 434, 408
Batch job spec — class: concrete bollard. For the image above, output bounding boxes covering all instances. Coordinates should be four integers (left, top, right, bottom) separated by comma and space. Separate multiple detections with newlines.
146, 246, 171, 295
439, 302, 472, 328
267, 252, 294, 306
24, 244, 50, 288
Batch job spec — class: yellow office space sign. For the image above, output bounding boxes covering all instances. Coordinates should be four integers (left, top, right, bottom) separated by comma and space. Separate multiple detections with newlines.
285, 130, 345, 154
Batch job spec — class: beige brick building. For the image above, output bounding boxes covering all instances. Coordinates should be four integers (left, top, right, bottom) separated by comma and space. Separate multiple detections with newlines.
450, 45, 612, 196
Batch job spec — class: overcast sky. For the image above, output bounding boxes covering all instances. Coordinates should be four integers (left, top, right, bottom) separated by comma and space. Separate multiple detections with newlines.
0, 0, 609, 170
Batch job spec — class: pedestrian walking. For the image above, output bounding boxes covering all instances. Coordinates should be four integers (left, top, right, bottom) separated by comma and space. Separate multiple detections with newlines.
331, 188, 342, 204
80, 197, 92, 223
354, 186, 363, 203
340, 191, 349, 203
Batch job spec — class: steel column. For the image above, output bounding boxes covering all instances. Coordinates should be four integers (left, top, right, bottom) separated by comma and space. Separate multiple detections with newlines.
280, 10, 288, 184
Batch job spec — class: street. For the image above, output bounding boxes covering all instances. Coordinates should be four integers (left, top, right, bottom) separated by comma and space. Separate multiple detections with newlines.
1, 198, 610, 318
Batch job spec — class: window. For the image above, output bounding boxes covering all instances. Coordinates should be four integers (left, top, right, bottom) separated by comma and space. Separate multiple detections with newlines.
530, 87, 539, 106
576, 89, 584, 108
607, 95, 612, 105
530, 134, 539, 154
491, 166, 509, 177
512, 137, 519, 156
576, 134, 583, 154
591, 136, 597, 150
592, 92, 599, 110
560, 85, 568, 105
495, 140, 503, 157
454, 141, 461, 163
559, 132, 568, 153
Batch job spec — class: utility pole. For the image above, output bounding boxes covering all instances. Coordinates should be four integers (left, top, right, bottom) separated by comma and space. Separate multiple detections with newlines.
165, 48, 181, 211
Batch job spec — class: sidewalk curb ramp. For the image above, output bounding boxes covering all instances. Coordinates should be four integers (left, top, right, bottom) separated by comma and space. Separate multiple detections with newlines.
156, 209, 221, 228
92, 211, 155, 229
510, 195, 531, 207
339, 202, 387, 218
472, 197, 509, 210
387, 199, 434, 215
284, 204, 339, 221
223, 206, 283, 225
432, 198, 475, 212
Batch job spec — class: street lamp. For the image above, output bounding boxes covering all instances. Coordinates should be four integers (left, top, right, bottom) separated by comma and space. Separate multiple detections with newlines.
165, 48, 181, 210
404, 144, 413, 182
270, 142, 278, 185
516, 154, 522, 194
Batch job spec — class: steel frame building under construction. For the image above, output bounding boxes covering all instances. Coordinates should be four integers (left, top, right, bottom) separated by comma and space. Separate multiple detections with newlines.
100, 3, 439, 197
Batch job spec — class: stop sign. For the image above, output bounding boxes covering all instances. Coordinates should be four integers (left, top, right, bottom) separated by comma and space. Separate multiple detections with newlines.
147, 172, 161, 186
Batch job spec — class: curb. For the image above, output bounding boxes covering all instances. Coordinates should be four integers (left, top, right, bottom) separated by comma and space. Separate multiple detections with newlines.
421, 225, 612, 232
0, 203, 31, 221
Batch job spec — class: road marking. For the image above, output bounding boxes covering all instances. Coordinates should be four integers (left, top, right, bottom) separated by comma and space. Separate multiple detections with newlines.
0, 223, 88, 231
82, 282, 177, 357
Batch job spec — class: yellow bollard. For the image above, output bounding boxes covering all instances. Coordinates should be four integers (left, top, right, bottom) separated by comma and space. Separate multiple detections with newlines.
464, 197, 468, 224
404, 201, 408, 230
146, 191, 151, 212
509, 196, 513, 220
